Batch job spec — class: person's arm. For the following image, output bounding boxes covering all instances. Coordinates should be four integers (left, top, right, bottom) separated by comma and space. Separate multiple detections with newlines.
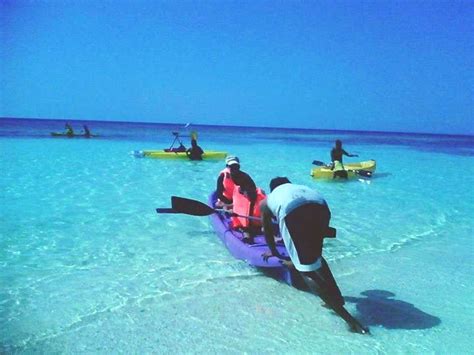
329, 149, 336, 169
260, 200, 283, 260
216, 174, 226, 200
343, 149, 358, 157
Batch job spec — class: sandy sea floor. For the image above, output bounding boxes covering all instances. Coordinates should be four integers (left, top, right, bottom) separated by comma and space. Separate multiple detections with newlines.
1, 120, 473, 353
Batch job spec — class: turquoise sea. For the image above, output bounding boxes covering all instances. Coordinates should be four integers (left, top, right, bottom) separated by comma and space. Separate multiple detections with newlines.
1, 118, 473, 353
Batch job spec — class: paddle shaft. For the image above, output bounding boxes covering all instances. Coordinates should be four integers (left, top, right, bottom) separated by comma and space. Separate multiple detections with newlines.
156, 206, 263, 221
214, 208, 262, 221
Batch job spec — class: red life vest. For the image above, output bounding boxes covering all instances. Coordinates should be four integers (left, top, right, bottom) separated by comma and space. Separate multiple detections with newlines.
220, 167, 236, 201
231, 187, 266, 229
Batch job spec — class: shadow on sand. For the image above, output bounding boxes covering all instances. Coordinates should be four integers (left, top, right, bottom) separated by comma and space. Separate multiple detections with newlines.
345, 290, 441, 330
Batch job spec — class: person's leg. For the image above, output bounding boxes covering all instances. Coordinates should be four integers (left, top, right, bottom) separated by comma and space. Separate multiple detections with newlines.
285, 204, 368, 333
301, 270, 342, 308
301, 270, 369, 334
315, 257, 344, 306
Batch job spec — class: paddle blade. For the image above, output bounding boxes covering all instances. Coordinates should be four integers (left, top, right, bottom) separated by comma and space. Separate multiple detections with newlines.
171, 196, 216, 216
156, 208, 178, 214
312, 160, 325, 166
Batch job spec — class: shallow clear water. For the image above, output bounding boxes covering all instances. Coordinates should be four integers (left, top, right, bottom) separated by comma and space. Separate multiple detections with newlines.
1, 118, 473, 353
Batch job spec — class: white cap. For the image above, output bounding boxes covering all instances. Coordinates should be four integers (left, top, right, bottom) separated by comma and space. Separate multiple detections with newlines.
225, 156, 240, 166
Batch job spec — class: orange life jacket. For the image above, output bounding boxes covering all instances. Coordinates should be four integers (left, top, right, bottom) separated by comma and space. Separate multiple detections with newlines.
231, 187, 266, 229
220, 167, 236, 201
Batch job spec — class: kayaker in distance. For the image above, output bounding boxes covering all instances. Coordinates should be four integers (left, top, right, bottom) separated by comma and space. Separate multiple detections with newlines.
215, 156, 241, 208
83, 125, 91, 138
231, 172, 266, 244
186, 138, 204, 160
330, 139, 358, 179
331, 139, 358, 165
260, 177, 369, 334
65, 123, 74, 137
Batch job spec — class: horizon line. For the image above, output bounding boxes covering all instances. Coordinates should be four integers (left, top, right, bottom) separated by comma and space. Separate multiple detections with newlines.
1, 116, 473, 138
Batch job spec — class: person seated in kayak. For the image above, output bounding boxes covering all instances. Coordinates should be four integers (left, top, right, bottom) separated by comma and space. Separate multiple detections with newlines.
186, 139, 204, 160
231, 172, 266, 244
65, 123, 74, 137
215, 156, 241, 209
330, 139, 358, 168
83, 125, 91, 138
260, 177, 368, 334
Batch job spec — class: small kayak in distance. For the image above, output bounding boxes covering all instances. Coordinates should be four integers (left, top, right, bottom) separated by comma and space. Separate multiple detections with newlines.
311, 160, 376, 179
132, 150, 227, 160
208, 192, 298, 285
51, 132, 98, 138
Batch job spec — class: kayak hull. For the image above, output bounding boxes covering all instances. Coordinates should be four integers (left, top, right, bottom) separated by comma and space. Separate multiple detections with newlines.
134, 150, 227, 160
311, 160, 376, 179
208, 192, 296, 285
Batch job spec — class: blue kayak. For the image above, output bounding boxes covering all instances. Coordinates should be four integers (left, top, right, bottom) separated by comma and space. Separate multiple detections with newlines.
208, 192, 300, 285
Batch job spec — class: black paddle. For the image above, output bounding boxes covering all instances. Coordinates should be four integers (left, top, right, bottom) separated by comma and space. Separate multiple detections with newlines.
312, 160, 372, 178
156, 196, 261, 221
157, 196, 336, 239
171, 196, 215, 216
312, 160, 326, 166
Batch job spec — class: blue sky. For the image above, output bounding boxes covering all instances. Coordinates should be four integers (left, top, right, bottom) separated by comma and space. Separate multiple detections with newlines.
1, 0, 472, 134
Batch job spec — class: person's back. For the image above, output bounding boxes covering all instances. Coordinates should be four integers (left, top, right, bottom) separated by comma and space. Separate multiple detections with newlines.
187, 139, 204, 160
231, 171, 265, 224
265, 180, 329, 271
331, 139, 357, 165
231, 171, 265, 243
232, 186, 266, 226
267, 182, 326, 221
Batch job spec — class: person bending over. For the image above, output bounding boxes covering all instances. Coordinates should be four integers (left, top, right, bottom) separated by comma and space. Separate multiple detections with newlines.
260, 177, 368, 334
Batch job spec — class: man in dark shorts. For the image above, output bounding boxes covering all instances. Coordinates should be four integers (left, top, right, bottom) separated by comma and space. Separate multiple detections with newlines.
330, 140, 359, 178
260, 177, 368, 334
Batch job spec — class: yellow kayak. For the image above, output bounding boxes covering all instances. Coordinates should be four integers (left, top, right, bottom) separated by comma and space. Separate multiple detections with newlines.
133, 150, 227, 160
311, 160, 376, 179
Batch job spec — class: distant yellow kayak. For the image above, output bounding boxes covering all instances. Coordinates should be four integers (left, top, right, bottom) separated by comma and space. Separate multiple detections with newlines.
133, 150, 227, 160
311, 160, 376, 179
